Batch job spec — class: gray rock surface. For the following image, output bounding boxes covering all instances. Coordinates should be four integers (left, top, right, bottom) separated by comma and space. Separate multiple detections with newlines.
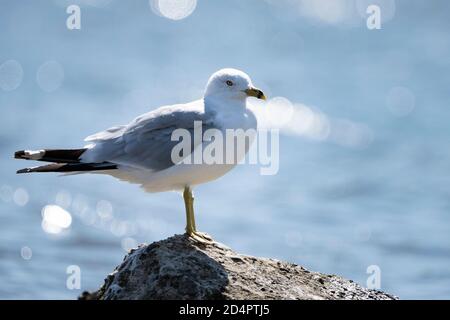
81, 234, 397, 300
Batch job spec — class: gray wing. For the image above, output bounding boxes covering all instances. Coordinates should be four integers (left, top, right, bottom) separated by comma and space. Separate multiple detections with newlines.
82, 100, 215, 171
84, 125, 127, 142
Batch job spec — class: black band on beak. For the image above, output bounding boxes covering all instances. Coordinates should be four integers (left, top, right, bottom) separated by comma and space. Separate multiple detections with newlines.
245, 87, 267, 100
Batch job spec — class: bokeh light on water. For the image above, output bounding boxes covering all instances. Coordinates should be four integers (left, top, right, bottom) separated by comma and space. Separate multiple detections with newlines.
386, 86, 416, 117
20, 246, 33, 260
253, 97, 371, 148
71, 194, 89, 216
36, 61, 64, 93
264, 97, 295, 129
41, 205, 73, 234
96, 200, 114, 221
110, 219, 128, 237
149, 0, 197, 20
13, 188, 29, 207
0, 60, 23, 91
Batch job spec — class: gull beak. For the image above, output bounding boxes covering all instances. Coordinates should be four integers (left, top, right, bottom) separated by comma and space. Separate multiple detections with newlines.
244, 87, 266, 101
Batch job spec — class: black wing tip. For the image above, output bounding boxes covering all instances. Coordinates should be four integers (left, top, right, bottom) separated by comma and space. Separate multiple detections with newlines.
16, 162, 117, 174
14, 150, 26, 159
17, 168, 32, 174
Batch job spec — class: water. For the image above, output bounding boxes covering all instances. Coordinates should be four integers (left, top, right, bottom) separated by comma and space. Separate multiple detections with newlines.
1, 0, 450, 299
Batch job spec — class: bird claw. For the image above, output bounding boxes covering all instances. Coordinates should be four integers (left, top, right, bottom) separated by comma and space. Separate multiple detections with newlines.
187, 231, 214, 244
195, 231, 213, 241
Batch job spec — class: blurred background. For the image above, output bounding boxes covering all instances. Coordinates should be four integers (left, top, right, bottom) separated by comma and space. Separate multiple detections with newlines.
1, 0, 449, 299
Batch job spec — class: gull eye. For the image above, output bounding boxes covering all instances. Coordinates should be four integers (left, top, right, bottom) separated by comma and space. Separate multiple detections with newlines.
226, 80, 233, 86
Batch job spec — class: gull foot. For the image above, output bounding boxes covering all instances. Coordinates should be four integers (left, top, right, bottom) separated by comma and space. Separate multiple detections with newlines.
186, 231, 214, 244
194, 231, 213, 241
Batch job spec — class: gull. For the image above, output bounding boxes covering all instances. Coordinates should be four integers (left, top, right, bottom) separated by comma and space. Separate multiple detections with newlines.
14, 68, 266, 243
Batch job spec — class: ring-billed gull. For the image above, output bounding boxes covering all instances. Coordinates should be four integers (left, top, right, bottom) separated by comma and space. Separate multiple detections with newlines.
14, 68, 266, 242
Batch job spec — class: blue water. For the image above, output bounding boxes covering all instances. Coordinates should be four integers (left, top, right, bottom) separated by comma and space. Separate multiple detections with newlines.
1, 0, 450, 299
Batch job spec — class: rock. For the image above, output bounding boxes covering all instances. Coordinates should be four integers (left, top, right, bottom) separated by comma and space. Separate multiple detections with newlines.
82, 234, 397, 300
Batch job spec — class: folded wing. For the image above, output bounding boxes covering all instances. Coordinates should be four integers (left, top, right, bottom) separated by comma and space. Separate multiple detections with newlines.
81, 100, 215, 172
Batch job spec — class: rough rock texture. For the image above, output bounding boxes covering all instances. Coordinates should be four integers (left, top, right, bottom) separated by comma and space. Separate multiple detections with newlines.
82, 234, 397, 300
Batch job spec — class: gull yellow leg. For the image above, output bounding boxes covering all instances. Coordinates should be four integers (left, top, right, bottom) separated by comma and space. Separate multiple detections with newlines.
183, 186, 213, 243
183, 186, 196, 235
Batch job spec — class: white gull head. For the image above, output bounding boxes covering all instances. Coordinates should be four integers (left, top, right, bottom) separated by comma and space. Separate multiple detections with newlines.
204, 68, 266, 102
